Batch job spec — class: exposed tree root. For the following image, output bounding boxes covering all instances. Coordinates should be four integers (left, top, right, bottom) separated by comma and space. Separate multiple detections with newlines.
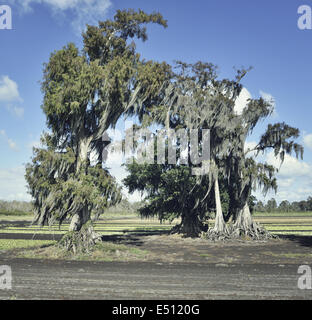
202, 202, 278, 241
202, 227, 231, 241
58, 222, 102, 254
231, 203, 278, 240
229, 221, 277, 240
202, 222, 277, 241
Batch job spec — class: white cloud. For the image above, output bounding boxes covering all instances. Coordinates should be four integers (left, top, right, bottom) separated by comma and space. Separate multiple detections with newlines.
277, 178, 294, 188
303, 133, 312, 150
0, 151, 141, 202
234, 88, 278, 119
0, 166, 31, 201
244, 140, 258, 157
0, 75, 22, 102
254, 150, 312, 203
259, 90, 278, 118
234, 87, 252, 115
10, 0, 112, 34
266, 151, 311, 177
0, 130, 19, 151
259, 90, 274, 106
0, 75, 24, 117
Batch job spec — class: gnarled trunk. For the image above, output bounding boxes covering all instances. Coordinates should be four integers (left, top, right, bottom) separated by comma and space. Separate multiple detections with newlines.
62, 206, 101, 254
172, 210, 203, 238
59, 135, 103, 253
69, 205, 90, 232
233, 202, 253, 231
232, 201, 274, 240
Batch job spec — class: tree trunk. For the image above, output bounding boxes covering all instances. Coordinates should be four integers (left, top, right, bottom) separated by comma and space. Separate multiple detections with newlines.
232, 201, 273, 239
233, 202, 253, 232
60, 135, 100, 253
62, 205, 101, 254
202, 177, 229, 240
76, 136, 92, 174
173, 211, 203, 238
212, 178, 227, 233
69, 205, 90, 232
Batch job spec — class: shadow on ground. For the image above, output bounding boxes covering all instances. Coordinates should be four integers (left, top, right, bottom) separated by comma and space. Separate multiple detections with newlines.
0, 220, 32, 229
101, 230, 170, 247
278, 235, 312, 248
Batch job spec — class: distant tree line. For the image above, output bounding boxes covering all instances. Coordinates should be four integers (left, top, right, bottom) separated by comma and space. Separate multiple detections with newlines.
105, 199, 144, 214
254, 196, 312, 213
0, 199, 142, 215
0, 200, 33, 213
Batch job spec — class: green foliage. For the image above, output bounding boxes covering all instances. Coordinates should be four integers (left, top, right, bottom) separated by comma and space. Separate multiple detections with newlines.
26, 137, 122, 226
266, 198, 278, 213
257, 123, 304, 162
124, 162, 203, 222
248, 195, 257, 214
25, 8, 305, 241
105, 199, 142, 214
257, 196, 312, 213
26, 9, 171, 234
124, 58, 304, 237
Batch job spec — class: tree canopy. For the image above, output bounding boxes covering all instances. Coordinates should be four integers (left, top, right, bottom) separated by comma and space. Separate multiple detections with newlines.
124, 60, 304, 239
26, 8, 305, 247
25, 9, 172, 251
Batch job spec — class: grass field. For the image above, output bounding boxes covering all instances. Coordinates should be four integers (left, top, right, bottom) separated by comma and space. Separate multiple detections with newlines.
254, 212, 312, 236
1, 211, 312, 237
0, 213, 175, 236
2, 211, 312, 300
1, 211, 312, 254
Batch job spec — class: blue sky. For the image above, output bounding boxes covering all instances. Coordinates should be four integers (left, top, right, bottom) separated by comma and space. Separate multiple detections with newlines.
0, 0, 312, 204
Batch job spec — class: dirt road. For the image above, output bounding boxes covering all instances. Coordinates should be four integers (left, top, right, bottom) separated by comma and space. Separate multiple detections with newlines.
0, 257, 311, 300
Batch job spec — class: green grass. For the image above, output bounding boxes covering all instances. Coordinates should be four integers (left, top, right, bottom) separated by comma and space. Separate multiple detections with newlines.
0, 210, 32, 216
253, 213, 312, 236
262, 251, 312, 259
0, 217, 174, 236
199, 253, 213, 258
269, 231, 312, 236
1, 211, 312, 245
264, 225, 312, 231
15, 241, 150, 261
254, 211, 312, 217
0, 215, 33, 222
0, 239, 56, 251
1, 210, 312, 262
